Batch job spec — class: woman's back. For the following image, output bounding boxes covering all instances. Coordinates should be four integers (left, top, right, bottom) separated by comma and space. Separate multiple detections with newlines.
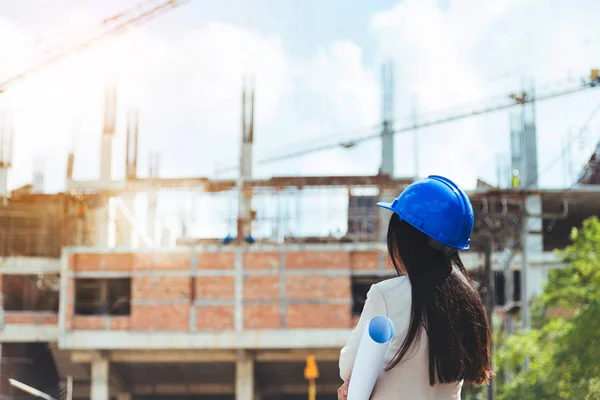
372, 277, 463, 400
338, 176, 492, 400
339, 276, 464, 399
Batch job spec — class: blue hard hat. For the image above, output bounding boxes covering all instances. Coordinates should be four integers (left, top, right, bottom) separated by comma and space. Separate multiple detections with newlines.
377, 175, 474, 250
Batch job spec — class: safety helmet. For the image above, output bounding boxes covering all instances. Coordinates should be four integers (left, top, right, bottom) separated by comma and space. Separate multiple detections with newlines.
377, 175, 474, 250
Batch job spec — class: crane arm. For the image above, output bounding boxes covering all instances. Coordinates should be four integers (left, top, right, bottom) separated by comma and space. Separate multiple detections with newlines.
255, 72, 600, 165
0, 0, 191, 94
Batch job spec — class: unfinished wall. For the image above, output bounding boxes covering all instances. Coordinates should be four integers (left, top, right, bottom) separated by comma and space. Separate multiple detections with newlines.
65, 247, 390, 332
0, 273, 60, 327
0, 197, 63, 257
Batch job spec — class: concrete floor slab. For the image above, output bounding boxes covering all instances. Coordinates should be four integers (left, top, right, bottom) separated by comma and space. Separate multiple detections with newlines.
59, 330, 352, 350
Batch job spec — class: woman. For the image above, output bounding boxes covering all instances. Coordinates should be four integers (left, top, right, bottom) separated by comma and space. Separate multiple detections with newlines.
338, 175, 493, 400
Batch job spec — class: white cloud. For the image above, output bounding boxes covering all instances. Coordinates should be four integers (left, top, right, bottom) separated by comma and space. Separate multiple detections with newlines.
254, 40, 379, 177
367, 0, 501, 188
1, 14, 382, 191
0, 19, 292, 188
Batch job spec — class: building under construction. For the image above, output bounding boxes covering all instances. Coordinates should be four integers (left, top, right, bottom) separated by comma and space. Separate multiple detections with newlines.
2, 1, 600, 393
0, 74, 600, 400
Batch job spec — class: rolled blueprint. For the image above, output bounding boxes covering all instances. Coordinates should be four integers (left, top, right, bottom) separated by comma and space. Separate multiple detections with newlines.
347, 315, 395, 400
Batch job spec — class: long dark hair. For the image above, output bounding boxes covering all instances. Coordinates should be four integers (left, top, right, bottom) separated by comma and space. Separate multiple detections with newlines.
384, 213, 494, 386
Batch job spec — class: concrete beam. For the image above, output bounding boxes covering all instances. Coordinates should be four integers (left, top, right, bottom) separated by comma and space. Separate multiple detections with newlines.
71, 350, 107, 363
67, 179, 127, 192
60, 330, 352, 350
112, 349, 238, 363
0, 324, 58, 342
0, 257, 60, 274
62, 243, 560, 265
68, 175, 409, 193
71, 350, 237, 363
70, 349, 340, 363
71, 176, 600, 195
63, 242, 385, 254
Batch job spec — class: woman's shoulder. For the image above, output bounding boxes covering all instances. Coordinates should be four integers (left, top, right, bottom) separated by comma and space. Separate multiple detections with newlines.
372, 276, 411, 317
373, 275, 411, 296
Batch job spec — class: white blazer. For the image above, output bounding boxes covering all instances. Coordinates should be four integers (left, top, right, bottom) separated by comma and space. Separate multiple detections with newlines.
339, 276, 463, 400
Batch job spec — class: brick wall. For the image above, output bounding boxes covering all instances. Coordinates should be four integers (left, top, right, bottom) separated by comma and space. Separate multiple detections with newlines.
282, 251, 352, 329
196, 276, 234, 300
286, 275, 349, 300
197, 252, 235, 270
133, 276, 191, 299
66, 252, 238, 332
64, 247, 385, 332
131, 304, 190, 331
242, 252, 282, 329
4, 313, 58, 325
286, 251, 350, 270
350, 251, 380, 271
197, 305, 234, 330
286, 304, 350, 328
244, 252, 281, 270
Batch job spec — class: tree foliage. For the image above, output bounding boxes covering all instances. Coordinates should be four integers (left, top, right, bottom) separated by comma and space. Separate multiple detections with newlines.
496, 216, 600, 399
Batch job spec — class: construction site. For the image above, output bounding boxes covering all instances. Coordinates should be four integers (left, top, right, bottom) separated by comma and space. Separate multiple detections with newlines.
1, 1, 600, 400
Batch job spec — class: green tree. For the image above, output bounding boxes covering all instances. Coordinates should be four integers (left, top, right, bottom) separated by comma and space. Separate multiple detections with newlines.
496, 216, 600, 400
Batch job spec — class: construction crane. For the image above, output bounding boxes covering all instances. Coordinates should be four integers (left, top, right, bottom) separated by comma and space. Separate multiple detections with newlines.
0, 0, 191, 94
243, 69, 600, 166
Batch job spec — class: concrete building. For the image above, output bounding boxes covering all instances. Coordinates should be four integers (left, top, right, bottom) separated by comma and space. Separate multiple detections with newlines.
1, 179, 600, 399
2, 76, 600, 399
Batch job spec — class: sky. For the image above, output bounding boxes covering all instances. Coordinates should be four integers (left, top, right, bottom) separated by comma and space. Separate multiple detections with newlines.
1, 0, 600, 238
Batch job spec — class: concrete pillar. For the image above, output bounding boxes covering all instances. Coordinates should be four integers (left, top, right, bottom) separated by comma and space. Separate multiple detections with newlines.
381, 126, 394, 176
238, 141, 254, 240
0, 168, 11, 197
147, 192, 157, 245
66, 376, 73, 400
106, 197, 117, 248
95, 202, 109, 247
118, 194, 137, 248
380, 61, 395, 177
236, 351, 254, 400
91, 358, 109, 400
238, 80, 254, 243
521, 193, 543, 329
94, 195, 117, 248
116, 393, 132, 400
